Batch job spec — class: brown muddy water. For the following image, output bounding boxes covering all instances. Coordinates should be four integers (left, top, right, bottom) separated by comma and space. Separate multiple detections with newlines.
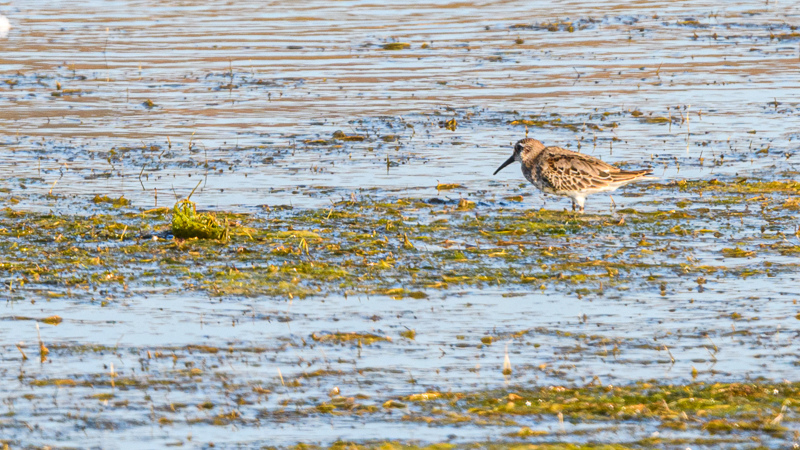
2, 1, 800, 448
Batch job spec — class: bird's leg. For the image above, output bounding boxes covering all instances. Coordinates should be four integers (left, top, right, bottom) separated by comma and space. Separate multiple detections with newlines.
571, 199, 577, 211
609, 195, 616, 210
576, 196, 586, 214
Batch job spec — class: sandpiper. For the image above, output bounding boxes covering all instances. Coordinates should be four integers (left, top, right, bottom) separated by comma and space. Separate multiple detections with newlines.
494, 138, 653, 213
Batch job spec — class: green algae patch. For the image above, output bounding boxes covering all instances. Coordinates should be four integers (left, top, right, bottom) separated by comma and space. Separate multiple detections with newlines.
305, 139, 337, 145
449, 381, 794, 435
776, 32, 800, 40
51, 89, 85, 97
185, 345, 219, 354
90, 393, 115, 401
400, 329, 416, 340
30, 378, 78, 387
171, 199, 229, 241
778, 245, 800, 255
333, 130, 366, 141
377, 288, 427, 299
457, 199, 475, 210
510, 118, 583, 132
383, 400, 407, 408
311, 332, 391, 345
510, 427, 548, 437
4, 185, 800, 303
40, 315, 63, 325
297, 382, 789, 446
677, 19, 705, 27
674, 178, 800, 194
530, 21, 581, 32
436, 182, 462, 191
640, 116, 673, 124
92, 194, 131, 208
406, 392, 446, 402
205, 272, 320, 298
383, 43, 411, 50
721, 247, 755, 258
271, 230, 322, 240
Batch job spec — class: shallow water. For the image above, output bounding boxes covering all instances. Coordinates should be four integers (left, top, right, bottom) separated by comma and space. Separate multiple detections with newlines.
3, 0, 800, 211
2, 0, 800, 448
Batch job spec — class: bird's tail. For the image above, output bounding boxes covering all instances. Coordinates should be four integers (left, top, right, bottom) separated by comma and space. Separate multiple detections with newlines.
610, 168, 656, 183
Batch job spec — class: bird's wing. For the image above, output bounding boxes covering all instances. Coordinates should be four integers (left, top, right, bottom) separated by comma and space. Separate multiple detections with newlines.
536, 148, 625, 192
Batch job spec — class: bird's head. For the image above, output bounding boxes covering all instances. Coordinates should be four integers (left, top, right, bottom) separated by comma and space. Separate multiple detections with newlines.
493, 138, 545, 175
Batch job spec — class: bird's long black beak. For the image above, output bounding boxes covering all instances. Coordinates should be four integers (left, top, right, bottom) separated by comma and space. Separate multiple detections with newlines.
493, 155, 516, 175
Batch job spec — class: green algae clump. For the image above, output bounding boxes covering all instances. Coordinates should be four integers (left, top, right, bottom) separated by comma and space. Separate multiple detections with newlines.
92, 194, 131, 208
171, 199, 229, 241
383, 42, 410, 50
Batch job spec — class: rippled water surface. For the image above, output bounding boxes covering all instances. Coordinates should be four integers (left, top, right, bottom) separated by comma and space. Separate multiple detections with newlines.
2, 0, 800, 448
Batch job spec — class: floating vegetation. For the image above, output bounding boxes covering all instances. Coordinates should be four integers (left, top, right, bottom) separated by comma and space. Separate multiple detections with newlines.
721, 247, 755, 258
457, 198, 475, 210
416, 381, 797, 440
311, 332, 391, 345
776, 32, 800, 40
383, 42, 410, 50
510, 117, 602, 132
439, 118, 457, 131
92, 194, 130, 208
399, 329, 416, 340
171, 199, 230, 241
50, 88, 84, 97
676, 19, 707, 27
512, 20, 586, 32
3, 178, 800, 305
674, 178, 800, 194
640, 116, 674, 124
40, 315, 63, 325
436, 182, 462, 190
333, 130, 366, 141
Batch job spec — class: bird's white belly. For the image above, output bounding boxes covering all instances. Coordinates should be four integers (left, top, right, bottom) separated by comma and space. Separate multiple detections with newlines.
542, 185, 620, 197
